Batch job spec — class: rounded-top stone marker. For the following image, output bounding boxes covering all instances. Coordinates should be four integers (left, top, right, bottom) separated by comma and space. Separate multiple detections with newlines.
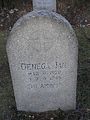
6, 0, 78, 112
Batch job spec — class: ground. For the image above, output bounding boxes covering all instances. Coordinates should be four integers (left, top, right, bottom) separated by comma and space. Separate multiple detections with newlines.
0, 1, 90, 120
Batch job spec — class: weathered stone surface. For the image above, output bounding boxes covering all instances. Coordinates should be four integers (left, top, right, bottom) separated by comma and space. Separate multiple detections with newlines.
33, 0, 56, 11
6, 10, 78, 112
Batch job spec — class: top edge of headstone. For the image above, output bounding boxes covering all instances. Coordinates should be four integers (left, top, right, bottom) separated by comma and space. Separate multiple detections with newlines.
33, 0, 56, 11
10, 10, 73, 34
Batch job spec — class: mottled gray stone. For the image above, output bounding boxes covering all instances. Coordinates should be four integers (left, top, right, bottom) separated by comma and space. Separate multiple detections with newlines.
6, 10, 78, 112
33, 0, 56, 11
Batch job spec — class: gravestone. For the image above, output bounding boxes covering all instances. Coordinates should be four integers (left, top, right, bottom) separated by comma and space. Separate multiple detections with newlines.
33, 0, 56, 11
6, 0, 78, 112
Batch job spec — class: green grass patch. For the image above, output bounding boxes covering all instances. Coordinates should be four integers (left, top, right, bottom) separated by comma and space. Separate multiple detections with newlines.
0, 32, 7, 65
75, 27, 90, 109
0, 31, 15, 120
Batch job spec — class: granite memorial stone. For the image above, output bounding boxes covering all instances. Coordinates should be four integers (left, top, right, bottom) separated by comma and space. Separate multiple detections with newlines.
33, 0, 56, 11
6, 0, 78, 112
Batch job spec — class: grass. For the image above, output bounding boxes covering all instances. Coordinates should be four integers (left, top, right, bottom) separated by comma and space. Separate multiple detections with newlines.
0, 32, 15, 120
75, 27, 90, 109
0, 27, 90, 120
